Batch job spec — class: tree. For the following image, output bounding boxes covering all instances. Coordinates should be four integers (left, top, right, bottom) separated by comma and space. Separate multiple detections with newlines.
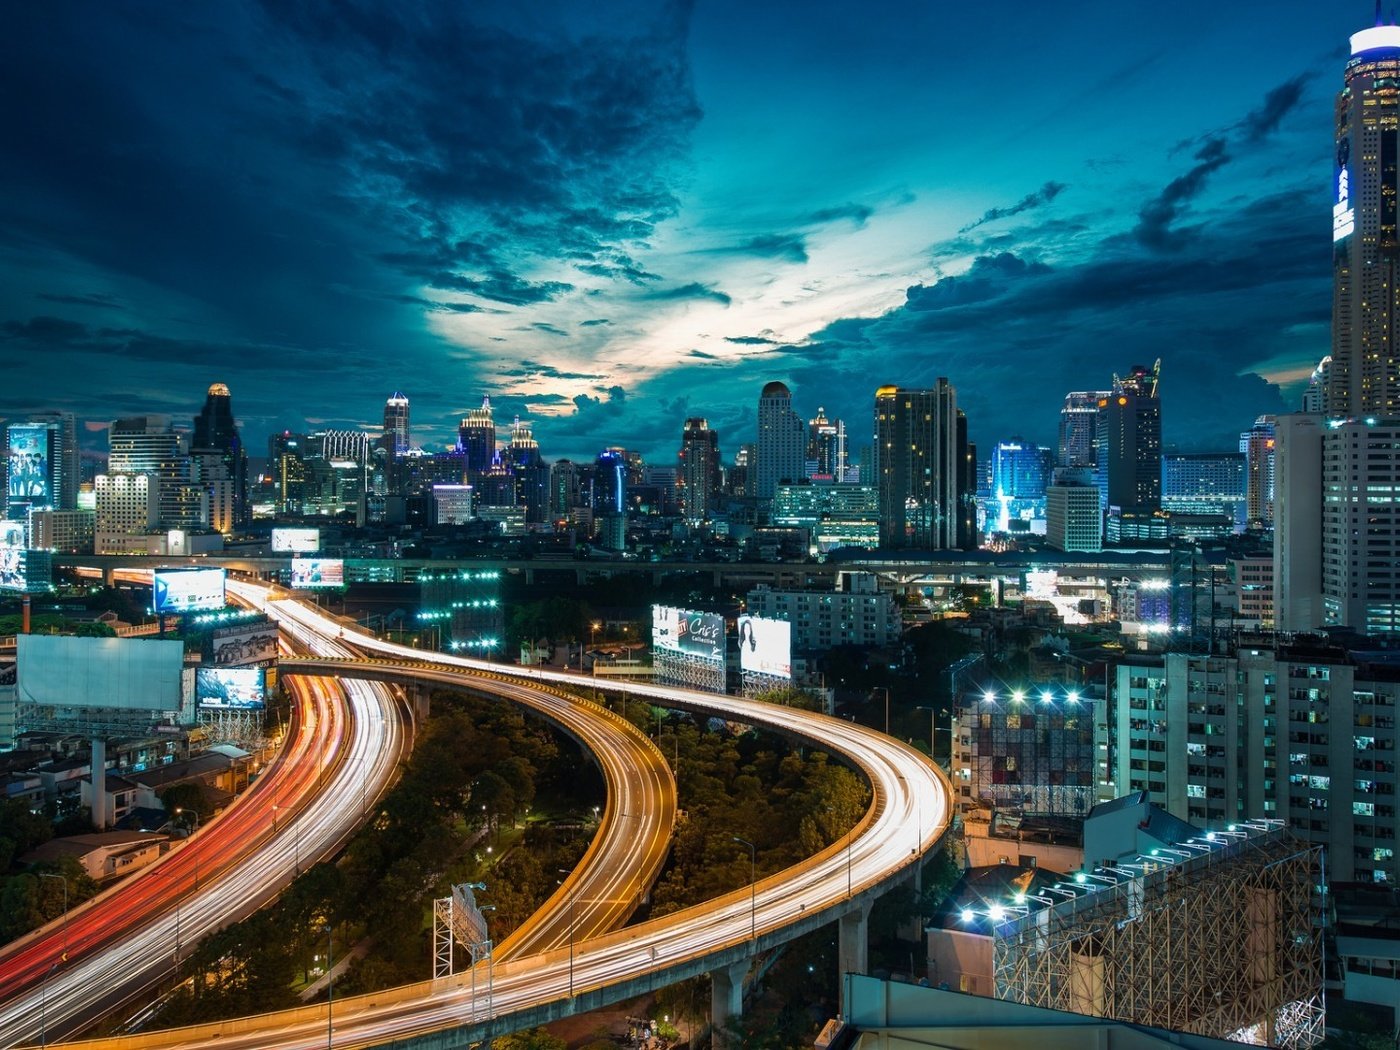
489, 1027, 566, 1050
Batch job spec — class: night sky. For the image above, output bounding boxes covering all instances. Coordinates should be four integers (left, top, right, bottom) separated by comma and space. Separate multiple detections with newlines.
0, 2, 1363, 464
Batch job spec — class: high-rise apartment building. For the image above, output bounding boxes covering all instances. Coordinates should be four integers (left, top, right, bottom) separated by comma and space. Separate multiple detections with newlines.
1045, 467, 1102, 552
1161, 451, 1246, 528
1057, 390, 1109, 468
94, 473, 158, 554
755, 382, 807, 501
805, 407, 846, 480
1094, 362, 1162, 514
109, 416, 208, 529
677, 417, 720, 522
1240, 415, 1276, 527
1323, 419, 1400, 634
191, 383, 248, 528
874, 380, 969, 549
382, 392, 410, 456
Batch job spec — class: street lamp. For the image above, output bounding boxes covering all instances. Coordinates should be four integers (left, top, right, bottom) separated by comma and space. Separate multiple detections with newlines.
731, 836, 756, 942
38, 873, 68, 961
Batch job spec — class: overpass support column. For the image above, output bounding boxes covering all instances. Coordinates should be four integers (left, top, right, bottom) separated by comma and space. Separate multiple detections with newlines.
90, 737, 106, 830
409, 684, 431, 723
710, 959, 750, 1044
838, 899, 872, 1015
104, 568, 116, 587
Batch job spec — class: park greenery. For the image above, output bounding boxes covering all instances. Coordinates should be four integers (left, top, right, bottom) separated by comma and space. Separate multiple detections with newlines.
0, 799, 100, 943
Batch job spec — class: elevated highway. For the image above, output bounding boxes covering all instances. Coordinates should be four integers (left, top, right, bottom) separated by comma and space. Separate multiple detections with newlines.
33, 600, 952, 1050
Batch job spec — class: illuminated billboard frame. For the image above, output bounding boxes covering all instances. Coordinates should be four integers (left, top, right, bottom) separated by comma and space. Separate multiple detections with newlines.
651, 605, 725, 663
210, 621, 280, 666
195, 666, 267, 710
271, 527, 321, 553
153, 568, 227, 614
290, 557, 344, 589
0, 521, 24, 549
7, 424, 52, 509
737, 615, 792, 679
0, 547, 28, 591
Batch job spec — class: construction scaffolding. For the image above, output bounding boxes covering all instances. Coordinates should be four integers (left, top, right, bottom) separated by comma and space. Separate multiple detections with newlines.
991, 826, 1323, 1047
652, 647, 725, 693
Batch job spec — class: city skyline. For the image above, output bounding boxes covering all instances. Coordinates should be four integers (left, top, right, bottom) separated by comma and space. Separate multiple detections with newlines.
0, 2, 1360, 462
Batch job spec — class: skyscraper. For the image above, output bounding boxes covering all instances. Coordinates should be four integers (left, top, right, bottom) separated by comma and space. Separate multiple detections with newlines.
1328, 23, 1400, 417
677, 417, 720, 522
458, 396, 497, 476
874, 380, 966, 549
382, 393, 410, 456
6, 413, 78, 517
806, 406, 846, 480
109, 416, 206, 529
1239, 415, 1276, 527
1057, 391, 1109, 468
593, 449, 627, 516
1094, 362, 1162, 513
191, 383, 248, 528
755, 382, 806, 502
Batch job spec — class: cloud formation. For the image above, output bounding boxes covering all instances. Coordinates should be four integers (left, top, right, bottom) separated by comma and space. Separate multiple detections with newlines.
960, 181, 1068, 234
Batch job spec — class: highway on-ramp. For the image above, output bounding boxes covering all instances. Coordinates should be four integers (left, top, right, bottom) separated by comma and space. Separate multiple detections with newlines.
30, 600, 951, 1050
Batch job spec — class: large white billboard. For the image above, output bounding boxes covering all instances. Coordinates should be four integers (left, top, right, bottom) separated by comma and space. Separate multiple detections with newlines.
17, 635, 184, 711
651, 605, 725, 663
271, 527, 321, 553
737, 615, 792, 679
290, 557, 344, 588
153, 568, 227, 614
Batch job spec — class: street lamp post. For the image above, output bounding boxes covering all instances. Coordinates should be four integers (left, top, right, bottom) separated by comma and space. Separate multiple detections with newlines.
38, 873, 68, 961
731, 836, 756, 942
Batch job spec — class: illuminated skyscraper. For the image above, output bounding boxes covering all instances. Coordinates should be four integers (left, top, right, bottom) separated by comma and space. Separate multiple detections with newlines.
1239, 415, 1276, 527
806, 406, 846, 480
109, 416, 205, 529
191, 383, 248, 528
1094, 362, 1162, 514
755, 381, 806, 501
458, 396, 496, 475
1329, 23, 1400, 416
1057, 391, 1109, 468
677, 417, 720, 521
6, 412, 78, 517
382, 392, 410, 456
874, 380, 969, 550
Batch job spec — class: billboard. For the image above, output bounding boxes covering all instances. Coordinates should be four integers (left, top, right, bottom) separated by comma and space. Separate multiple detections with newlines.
271, 527, 320, 553
7, 425, 52, 508
737, 615, 792, 679
196, 667, 267, 710
0, 521, 24, 549
153, 567, 227, 614
210, 621, 279, 666
651, 605, 725, 663
289, 557, 343, 588
0, 547, 27, 591
17, 635, 184, 711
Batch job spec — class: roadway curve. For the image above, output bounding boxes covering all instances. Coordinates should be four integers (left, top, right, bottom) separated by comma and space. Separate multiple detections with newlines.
0, 612, 408, 1047
0, 583, 676, 1048
35, 601, 951, 1050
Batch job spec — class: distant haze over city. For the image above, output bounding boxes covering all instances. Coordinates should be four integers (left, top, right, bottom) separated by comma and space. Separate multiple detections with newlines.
0, 2, 1352, 461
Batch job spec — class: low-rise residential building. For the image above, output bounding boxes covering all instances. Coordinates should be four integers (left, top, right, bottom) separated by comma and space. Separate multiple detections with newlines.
745, 572, 900, 651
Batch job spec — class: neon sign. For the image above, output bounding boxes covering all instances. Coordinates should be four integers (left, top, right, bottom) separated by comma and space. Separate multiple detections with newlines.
1335, 137, 1355, 243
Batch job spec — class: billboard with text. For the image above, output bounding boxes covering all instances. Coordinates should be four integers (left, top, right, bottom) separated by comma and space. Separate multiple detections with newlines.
210, 621, 279, 666
290, 557, 344, 588
153, 567, 227, 614
196, 666, 267, 710
271, 527, 320, 552
7, 425, 52, 509
737, 615, 791, 679
651, 605, 725, 663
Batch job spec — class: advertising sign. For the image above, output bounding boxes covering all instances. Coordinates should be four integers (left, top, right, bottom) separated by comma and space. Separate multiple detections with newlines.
153, 567, 227, 614
210, 621, 279, 666
7, 425, 52, 508
289, 557, 344, 588
196, 666, 267, 710
18, 635, 183, 710
271, 527, 321, 553
651, 605, 725, 663
0, 548, 26, 591
737, 615, 792, 679
0, 521, 24, 549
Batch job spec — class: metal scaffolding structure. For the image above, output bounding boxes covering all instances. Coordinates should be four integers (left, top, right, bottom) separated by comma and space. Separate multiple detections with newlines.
653, 648, 725, 693
196, 707, 266, 749
992, 826, 1324, 1047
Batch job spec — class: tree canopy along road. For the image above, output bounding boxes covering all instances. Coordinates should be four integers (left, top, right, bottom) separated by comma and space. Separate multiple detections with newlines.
15, 592, 951, 1050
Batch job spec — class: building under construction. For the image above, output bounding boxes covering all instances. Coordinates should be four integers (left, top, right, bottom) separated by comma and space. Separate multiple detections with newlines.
991, 819, 1323, 1047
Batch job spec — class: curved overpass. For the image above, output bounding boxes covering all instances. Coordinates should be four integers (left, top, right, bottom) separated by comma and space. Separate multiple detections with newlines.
38, 604, 952, 1050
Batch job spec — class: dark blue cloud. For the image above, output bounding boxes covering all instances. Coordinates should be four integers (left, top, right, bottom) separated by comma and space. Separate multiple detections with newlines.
644, 282, 732, 306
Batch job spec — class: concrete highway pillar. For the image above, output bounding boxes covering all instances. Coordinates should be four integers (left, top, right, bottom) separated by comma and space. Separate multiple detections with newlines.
838, 899, 872, 1015
709, 959, 750, 1045
410, 685, 431, 724
90, 737, 106, 830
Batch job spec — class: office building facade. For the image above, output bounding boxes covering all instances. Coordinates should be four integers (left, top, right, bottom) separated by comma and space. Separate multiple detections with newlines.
1094, 362, 1162, 514
756, 382, 806, 501
874, 380, 967, 549
677, 417, 721, 522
